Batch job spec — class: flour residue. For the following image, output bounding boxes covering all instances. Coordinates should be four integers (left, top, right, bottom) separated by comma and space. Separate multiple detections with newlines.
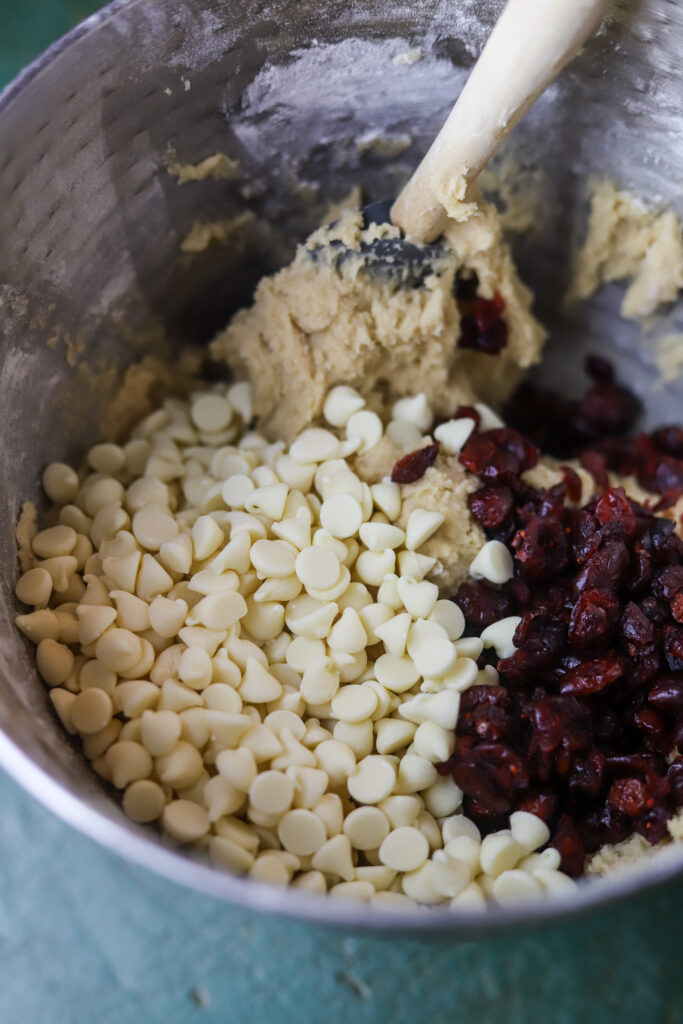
567, 180, 683, 319
166, 150, 241, 184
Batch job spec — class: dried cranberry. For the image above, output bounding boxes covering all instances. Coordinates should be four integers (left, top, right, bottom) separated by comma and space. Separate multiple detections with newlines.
577, 379, 641, 438
571, 510, 601, 564
649, 457, 683, 496
608, 778, 652, 817
499, 613, 565, 681
580, 451, 609, 491
559, 657, 624, 696
459, 434, 517, 481
567, 750, 605, 799
626, 549, 652, 595
603, 752, 666, 781
573, 541, 630, 594
477, 320, 509, 356
663, 625, 683, 671
626, 649, 661, 688
447, 406, 483, 430
459, 428, 538, 481
633, 804, 671, 844
473, 293, 506, 331
632, 708, 671, 754
594, 487, 638, 539
512, 517, 568, 582
568, 590, 620, 651
653, 565, 683, 603
390, 442, 440, 484
561, 466, 583, 503
653, 426, 683, 458
458, 316, 480, 350
620, 602, 656, 652
487, 428, 540, 474
522, 692, 592, 762
455, 580, 515, 632
460, 685, 511, 712
550, 814, 585, 876
579, 801, 630, 851
517, 789, 558, 825
585, 355, 615, 384
469, 483, 514, 531
668, 757, 683, 805
450, 742, 530, 814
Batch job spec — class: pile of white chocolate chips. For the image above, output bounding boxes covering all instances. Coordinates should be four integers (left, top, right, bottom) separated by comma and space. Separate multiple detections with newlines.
15, 380, 577, 910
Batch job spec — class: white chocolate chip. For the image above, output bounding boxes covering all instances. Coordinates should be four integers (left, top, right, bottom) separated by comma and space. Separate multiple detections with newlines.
312, 834, 355, 880
492, 869, 542, 905
433, 417, 476, 454
323, 386, 366, 427
469, 540, 514, 585
344, 806, 390, 850
42, 462, 79, 504
320, 494, 364, 539
480, 831, 522, 878
379, 826, 429, 872
290, 428, 340, 464
278, 809, 327, 856
295, 546, 340, 590
370, 481, 401, 521
331, 683, 378, 723
191, 394, 232, 432
347, 755, 396, 804
509, 811, 551, 856
405, 508, 445, 551
392, 394, 432, 432
345, 410, 383, 454
480, 616, 522, 659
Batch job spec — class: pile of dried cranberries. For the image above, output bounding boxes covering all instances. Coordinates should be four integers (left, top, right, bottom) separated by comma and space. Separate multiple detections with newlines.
437, 360, 683, 876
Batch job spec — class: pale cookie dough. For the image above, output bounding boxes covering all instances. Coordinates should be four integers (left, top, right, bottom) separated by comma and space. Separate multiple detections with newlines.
586, 810, 683, 877
15, 501, 37, 573
354, 437, 485, 590
180, 212, 256, 254
166, 151, 240, 184
568, 179, 683, 319
210, 204, 545, 442
653, 331, 683, 387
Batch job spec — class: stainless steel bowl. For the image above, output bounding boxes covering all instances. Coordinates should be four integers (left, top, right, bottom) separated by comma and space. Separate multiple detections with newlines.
1, 0, 682, 934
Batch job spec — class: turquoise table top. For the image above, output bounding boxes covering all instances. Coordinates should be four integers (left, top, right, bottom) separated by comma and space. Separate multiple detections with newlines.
3, 6, 683, 1023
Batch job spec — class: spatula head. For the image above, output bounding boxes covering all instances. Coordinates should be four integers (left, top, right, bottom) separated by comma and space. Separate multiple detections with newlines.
308, 198, 451, 288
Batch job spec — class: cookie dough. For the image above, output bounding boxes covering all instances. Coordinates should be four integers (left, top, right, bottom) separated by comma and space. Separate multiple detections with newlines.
568, 179, 683, 319
210, 203, 545, 442
166, 151, 240, 183
353, 436, 485, 590
653, 331, 683, 387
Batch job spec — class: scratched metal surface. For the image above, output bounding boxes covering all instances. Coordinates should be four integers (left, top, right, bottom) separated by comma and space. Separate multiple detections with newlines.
3, 2, 683, 1020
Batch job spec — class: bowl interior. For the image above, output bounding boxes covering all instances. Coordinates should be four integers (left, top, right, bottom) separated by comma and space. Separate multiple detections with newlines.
1, 0, 683, 930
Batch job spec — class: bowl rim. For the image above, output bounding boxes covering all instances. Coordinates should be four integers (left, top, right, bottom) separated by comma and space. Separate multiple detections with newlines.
2, 0, 683, 935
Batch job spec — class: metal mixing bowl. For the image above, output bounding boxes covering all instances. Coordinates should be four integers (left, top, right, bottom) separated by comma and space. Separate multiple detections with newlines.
1, 0, 682, 934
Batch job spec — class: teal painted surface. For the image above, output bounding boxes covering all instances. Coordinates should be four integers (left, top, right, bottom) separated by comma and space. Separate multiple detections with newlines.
0, 0, 101, 88
4, 768, 683, 1024
3, 6, 683, 1023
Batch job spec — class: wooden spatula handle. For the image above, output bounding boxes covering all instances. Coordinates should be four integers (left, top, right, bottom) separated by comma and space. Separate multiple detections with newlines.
391, 0, 614, 242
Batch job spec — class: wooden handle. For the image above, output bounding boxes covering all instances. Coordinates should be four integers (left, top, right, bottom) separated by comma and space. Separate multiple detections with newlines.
391, 0, 614, 242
